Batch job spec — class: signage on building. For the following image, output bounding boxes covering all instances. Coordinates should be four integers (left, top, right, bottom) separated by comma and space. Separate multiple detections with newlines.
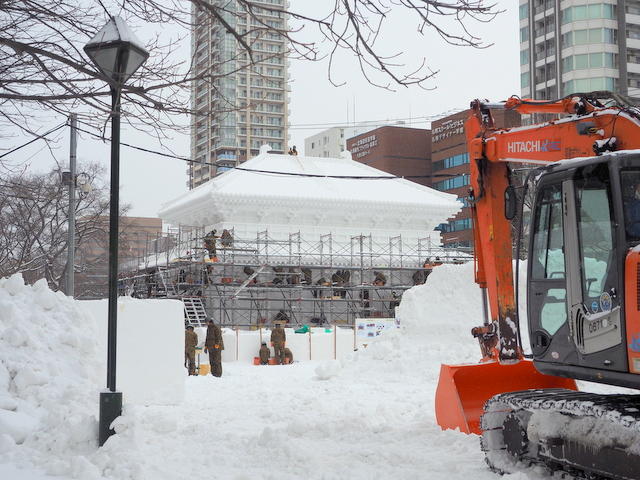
433, 119, 464, 143
350, 134, 378, 159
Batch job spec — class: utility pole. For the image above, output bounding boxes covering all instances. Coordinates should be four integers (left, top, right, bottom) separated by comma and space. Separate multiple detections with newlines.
66, 113, 78, 297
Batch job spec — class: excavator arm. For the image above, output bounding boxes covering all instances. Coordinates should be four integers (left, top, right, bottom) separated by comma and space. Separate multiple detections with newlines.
465, 95, 640, 362
436, 92, 640, 434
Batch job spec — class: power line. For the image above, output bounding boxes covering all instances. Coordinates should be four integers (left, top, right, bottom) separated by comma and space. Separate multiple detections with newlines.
0, 122, 67, 159
72, 123, 454, 180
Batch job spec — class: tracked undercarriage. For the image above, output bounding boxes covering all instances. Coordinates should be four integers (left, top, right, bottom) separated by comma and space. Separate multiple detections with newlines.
481, 389, 640, 479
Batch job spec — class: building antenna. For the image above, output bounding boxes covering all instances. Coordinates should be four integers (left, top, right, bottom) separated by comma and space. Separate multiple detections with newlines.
353, 95, 356, 130
346, 99, 349, 126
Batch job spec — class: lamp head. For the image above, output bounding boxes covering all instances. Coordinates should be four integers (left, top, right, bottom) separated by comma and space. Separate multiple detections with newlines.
84, 16, 148, 86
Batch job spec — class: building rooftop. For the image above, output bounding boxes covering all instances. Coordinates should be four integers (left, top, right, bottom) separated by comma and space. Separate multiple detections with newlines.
159, 145, 460, 242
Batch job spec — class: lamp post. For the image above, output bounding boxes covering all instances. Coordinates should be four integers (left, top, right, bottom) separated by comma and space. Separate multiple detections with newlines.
84, 16, 148, 447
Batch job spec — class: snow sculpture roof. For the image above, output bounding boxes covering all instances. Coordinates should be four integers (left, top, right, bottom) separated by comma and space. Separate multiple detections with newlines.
159, 147, 460, 242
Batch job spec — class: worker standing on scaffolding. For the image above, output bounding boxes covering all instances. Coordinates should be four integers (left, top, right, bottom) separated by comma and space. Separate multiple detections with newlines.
204, 229, 218, 260
270, 320, 286, 365
220, 229, 233, 248
204, 318, 224, 377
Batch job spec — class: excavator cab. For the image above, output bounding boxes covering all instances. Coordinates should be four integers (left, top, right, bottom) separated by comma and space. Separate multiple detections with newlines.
529, 154, 640, 389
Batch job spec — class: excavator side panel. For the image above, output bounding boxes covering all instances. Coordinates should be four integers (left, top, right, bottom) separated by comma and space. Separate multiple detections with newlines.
625, 248, 640, 374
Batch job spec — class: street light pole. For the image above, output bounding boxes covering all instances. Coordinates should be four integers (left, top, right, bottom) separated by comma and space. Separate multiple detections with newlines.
84, 15, 148, 447
99, 88, 122, 447
66, 113, 77, 297
106, 88, 120, 394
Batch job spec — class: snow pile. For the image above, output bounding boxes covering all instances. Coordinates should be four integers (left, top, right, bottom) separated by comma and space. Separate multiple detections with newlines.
340, 262, 485, 386
0, 273, 101, 477
0, 274, 186, 479
0, 264, 566, 480
314, 359, 342, 380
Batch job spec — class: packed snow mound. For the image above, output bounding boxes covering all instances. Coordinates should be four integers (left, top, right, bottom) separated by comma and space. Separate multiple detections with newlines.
342, 262, 484, 383
314, 360, 342, 380
0, 273, 101, 477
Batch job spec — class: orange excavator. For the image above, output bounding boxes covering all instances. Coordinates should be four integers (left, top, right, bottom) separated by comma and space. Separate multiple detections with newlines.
436, 92, 640, 478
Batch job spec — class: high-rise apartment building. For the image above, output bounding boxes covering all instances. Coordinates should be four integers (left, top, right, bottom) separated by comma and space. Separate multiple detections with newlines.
520, 0, 639, 100
189, 0, 290, 188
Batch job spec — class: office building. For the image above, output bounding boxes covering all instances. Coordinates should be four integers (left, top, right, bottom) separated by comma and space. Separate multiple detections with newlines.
431, 110, 521, 248
346, 126, 432, 187
520, 0, 639, 100
189, 0, 290, 188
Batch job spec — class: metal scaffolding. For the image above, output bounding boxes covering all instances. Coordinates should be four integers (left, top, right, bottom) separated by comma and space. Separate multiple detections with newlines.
119, 227, 470, 327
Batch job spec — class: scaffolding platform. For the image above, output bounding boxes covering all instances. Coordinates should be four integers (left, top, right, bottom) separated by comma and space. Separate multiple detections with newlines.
119, 226, 470, 327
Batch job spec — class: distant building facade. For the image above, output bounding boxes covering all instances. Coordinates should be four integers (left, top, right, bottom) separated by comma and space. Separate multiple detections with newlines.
305, 127, 349, 158
189, 0, 290, 188
431, 110, 521, 249
346, 126, 432, 187
305, 125, 376, 157
75, 217, 163, 298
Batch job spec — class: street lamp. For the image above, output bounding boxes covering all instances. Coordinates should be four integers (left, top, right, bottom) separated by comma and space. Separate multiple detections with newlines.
84, 16, 148, 447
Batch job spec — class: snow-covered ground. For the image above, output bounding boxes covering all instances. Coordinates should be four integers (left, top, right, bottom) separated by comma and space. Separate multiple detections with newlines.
0, 264, 621, 479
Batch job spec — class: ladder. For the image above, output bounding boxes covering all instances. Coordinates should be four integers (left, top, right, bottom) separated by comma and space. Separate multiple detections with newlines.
183, 297, 207, 327
156, 267, 177, 297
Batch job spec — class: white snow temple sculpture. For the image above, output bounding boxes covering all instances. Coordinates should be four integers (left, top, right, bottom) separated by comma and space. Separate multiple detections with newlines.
144, 145, 462, 326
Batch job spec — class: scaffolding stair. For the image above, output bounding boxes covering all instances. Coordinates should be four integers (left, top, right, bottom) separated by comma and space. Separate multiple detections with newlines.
183, 297, 208, 327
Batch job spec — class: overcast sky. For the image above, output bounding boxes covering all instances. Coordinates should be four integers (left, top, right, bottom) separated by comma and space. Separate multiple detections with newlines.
5, 1, 519, 219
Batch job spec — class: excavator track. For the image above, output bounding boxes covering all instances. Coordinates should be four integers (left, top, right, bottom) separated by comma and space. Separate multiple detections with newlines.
481, 389, 640, 479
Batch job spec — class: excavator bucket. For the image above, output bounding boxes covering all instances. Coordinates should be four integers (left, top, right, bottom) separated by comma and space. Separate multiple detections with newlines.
435, 360, 578, 435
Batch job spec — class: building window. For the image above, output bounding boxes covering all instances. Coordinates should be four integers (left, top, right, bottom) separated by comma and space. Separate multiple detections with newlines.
562, 28, 617, 48
432, 153, 469, 172
440, 218, 472, 233
628, 48, 640, 64
520, 49, 529, 66
561, 3, 616, 24
628, 1, 640, 15
563, 52, 616, 72
519, 3, 529, 20
520, 26, 529, 43
563, 77, 616, 94
521, 72, 530, 88
433, 174, 470, 192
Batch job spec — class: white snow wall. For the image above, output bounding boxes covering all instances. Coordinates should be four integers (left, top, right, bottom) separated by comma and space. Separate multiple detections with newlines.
194, 327, 359, 363
79, 298, 185, 406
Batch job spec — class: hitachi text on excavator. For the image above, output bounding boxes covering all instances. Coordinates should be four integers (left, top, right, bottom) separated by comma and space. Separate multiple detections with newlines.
435, 92, 640, 479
